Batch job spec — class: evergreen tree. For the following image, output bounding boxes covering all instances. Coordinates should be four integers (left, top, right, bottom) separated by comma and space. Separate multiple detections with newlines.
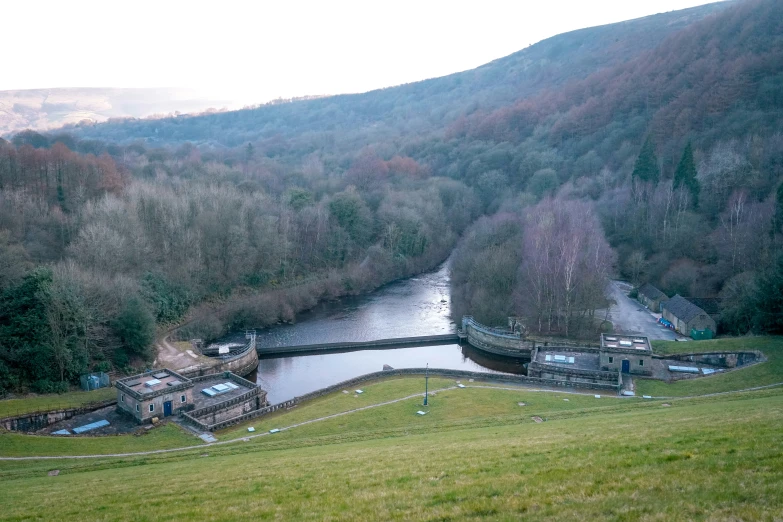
632, 137, 660, 184
673, 142, 700, 207
755, 255, 783, 334
773, 182, 783, 236
0, 268, 55, 383
113, 297, 156, 360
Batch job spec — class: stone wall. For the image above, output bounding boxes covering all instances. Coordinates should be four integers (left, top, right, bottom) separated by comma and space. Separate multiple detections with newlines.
180, 340, 259, 379
0, 399, 117, 432
527, 362, 621, 386
192, 392, 261, 426
181, 375, 267, 431
461, 316, 534, 358
600, 352, 653, 376
656, 351, 763, 368
117, 387, 194, 423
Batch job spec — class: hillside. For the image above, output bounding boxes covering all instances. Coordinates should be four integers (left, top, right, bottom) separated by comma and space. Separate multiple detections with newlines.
0, 88, 233, 135
62, 2, 731, 148
2, 0, 783, 392
1, 352, 782, 520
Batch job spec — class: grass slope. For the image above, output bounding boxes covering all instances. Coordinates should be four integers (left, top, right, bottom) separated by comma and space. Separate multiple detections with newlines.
1, 338, 782, 519
636, 337, 783, 397
0, 387, 115, 418
0, 387, 780, 521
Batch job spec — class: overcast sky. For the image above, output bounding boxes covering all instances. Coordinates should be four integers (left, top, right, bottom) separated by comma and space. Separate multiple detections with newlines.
4, 0, 720, 106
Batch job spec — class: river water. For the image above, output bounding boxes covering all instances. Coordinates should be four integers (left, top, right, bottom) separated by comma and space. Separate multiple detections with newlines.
218, 262, 523, 403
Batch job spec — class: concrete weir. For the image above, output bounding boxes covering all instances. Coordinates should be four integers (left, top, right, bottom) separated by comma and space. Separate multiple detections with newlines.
255, 334, 460, 356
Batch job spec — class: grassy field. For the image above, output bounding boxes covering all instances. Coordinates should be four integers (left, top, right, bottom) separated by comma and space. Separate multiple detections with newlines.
0, 339, 781, 519
0, 387, 116, 418
0, 385, 780, 520
636, 337, 783, 397
0, 423, 198, 458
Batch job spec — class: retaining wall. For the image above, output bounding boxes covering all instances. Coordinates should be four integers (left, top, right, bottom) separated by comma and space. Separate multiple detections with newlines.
462, 317, 524, 352
527, 362, 621, 386
0, 399, 117, 432
180, 343, 259, 379
181, 373, 267, 430
656, 351, 763, 368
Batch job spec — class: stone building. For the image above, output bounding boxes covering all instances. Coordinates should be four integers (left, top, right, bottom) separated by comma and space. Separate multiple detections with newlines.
599, 334, 653, 375
115, 369, 194, 423
661, 295, 717, 337
637, 283, 668, 312
527, 346, 622, 389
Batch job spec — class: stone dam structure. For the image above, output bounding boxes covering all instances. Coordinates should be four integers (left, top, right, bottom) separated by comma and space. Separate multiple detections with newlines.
181, 331, 259, 379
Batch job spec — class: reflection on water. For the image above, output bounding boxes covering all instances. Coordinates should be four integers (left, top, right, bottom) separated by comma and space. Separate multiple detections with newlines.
220, 261, 524, 403
255, 262, 454, 347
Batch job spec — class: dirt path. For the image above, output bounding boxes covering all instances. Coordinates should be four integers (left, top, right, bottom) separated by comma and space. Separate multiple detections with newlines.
3, 380, 782, 461
154, 335, 217, 372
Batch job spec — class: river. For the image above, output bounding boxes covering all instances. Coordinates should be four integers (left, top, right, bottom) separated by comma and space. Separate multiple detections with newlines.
217, 262, 523, 403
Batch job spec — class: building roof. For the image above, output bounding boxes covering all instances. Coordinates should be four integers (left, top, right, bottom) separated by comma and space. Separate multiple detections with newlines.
600, 333, 652, 353
116, 368, 192, 400
662, 295, 709, 323
638, 283, 667, 301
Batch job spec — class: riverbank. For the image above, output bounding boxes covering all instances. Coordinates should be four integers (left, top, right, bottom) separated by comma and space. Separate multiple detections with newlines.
170, 250, 454, 345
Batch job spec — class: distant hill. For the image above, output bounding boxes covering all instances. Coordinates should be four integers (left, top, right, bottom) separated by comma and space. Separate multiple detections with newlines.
58, 2, 733, 149
0, 88, 233, 135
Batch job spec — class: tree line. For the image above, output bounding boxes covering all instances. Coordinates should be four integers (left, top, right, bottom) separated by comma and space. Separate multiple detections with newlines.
451, 196, 613, 338
0, 137, 479, 394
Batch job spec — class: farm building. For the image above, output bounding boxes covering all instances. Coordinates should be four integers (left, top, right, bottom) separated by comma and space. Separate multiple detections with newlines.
661, 295, 717, 338
637, 283, 668, 312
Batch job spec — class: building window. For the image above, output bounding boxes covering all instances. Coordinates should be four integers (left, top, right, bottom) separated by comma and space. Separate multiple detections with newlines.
608, 356, 614, 364
639, 360, 644, 366
136, 404, 140, 412
181, 395, 186, 403
149, 404, 154, 413
121, 394, 125, 403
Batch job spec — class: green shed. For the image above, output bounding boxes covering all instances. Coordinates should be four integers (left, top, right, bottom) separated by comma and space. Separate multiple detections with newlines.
690, 328, 714, 340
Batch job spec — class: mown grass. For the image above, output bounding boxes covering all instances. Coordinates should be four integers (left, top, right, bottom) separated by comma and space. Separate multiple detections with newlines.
0, 387, 116, 418
220, 376, 490, 439
0, 423, 198, 457
0, 376, 610, 457
637, 336, 783, 397
0, 386, 780, 521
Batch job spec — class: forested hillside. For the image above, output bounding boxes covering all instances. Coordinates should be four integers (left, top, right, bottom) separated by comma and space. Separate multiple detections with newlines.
62, 3, 729, 149
0, 138, 478, 393
2, 0, 782, 392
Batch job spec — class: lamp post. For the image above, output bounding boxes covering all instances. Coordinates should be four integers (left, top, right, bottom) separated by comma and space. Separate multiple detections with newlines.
423, 363, 429, 406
